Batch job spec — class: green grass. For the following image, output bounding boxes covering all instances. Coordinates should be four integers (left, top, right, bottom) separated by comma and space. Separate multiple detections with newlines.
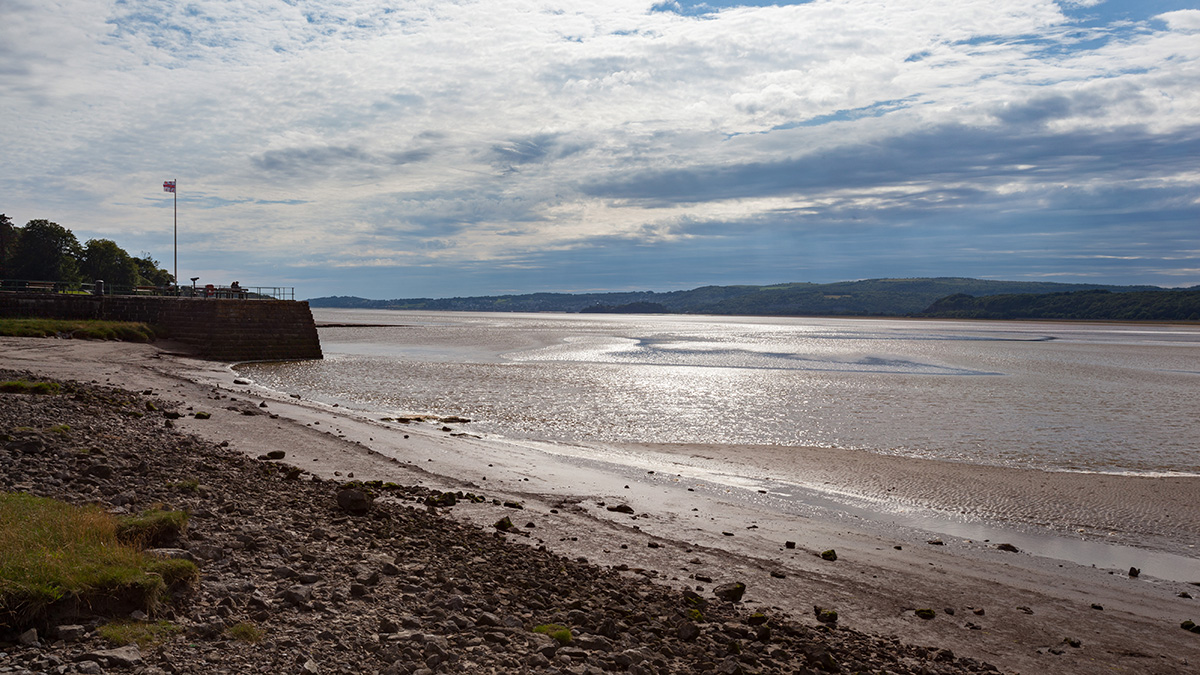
227, 621, 264, 643
98, 619, 182, 648
0, 380, 61, 395
0, 318, 160, 342
0, 493, 197, 626
116, 508, 189, 547
533, 623, 573, 645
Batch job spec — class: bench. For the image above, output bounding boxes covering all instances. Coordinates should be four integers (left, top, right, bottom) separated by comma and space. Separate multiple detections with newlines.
25, 281, 55, 292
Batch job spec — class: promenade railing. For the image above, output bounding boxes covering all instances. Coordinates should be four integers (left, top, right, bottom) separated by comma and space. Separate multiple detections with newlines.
0, 279, 295, 301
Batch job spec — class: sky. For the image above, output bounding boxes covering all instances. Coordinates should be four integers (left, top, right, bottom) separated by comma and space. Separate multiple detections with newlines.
2, 0, 1198, 299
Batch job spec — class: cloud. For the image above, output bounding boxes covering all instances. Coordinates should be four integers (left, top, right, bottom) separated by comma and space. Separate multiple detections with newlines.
0, 0, 1197, 296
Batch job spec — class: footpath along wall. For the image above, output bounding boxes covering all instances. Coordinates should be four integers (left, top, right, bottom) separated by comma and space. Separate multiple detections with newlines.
0, 293, 323, 362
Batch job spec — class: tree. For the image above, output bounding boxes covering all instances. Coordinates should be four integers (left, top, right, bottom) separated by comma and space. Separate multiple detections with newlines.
10, 219, 82, 283
0, 214, 16, 278
133, 252, 174, 287
80, 238, 140, 287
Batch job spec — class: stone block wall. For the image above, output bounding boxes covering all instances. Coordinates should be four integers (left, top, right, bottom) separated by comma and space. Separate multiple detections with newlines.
0, 294, 323, 362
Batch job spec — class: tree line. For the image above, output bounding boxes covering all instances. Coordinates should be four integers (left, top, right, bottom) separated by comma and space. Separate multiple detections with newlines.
0, 214, 173, 289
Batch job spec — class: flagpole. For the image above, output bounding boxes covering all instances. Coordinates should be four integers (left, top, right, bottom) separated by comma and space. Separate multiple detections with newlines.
173, 179, 177, 295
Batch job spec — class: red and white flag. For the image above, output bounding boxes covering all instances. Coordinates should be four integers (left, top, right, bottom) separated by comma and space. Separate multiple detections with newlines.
163, 180, 176, 193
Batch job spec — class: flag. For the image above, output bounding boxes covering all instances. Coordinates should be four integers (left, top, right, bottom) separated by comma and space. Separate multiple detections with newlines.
163, 180, 176, 193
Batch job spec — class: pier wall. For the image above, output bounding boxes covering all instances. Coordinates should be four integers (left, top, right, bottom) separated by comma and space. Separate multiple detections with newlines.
0, 294, 322, 362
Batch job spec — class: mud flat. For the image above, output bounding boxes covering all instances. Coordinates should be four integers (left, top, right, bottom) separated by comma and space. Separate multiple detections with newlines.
2, 337, 1199, 674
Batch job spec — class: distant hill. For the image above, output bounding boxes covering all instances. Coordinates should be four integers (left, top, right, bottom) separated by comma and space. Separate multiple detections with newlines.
308, 277, 1173, 318
919, 288, 1200, 321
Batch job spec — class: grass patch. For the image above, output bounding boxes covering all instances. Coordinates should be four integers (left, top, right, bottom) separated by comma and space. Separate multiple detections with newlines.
169, 478, 201, 493
97, 619, 182, 648
116, 508, 188, 548
533, 623, 573, 645
0, 380, 61, 395
227, 621, 264, 643
0, 318, 159, 343
0, 493, 196, 627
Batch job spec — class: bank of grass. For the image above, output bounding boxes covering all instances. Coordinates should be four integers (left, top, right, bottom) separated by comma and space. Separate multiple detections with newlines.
0, 380, 61, 395
0, 318, 159, 342
0, 493, 196, 626
98, 619, 182, 648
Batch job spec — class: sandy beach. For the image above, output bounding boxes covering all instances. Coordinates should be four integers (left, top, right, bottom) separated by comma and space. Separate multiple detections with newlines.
3, 336, 1199, 674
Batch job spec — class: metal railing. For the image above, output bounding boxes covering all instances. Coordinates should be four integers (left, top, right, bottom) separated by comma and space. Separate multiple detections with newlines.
0, 279, 295, 301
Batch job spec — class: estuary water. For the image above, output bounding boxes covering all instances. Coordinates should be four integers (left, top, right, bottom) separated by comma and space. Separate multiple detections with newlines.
238, 310, 1200, 476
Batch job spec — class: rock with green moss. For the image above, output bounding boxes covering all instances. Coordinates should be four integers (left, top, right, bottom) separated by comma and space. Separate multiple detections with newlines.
814, 606, 838, 624
821, 549, 838, 561
915, 608, 937, 620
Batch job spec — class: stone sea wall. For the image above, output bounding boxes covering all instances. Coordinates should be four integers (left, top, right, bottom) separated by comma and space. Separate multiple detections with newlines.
0, 293, 322, 362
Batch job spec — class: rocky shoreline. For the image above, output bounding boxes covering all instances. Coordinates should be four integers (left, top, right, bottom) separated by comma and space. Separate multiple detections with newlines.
0, 371, 1003, 674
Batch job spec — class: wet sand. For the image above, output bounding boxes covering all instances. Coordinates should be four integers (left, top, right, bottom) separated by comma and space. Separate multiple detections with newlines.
3, 336, 1199, 674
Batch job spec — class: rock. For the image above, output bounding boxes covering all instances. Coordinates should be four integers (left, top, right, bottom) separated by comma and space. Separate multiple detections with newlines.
494, 516, 515, 531
606, 504, 635, 514
996, 543, 1019, 552
1128, 566, 1141, 578
84, 464, 114, 479
1017, 606, 1034, 614
1091, 603, 1103, 610
146, 547, 195, 562
336, 488, 372, 515
770, 570, 786, 579
713, 582, 746, 603
56, 625, 86, 641
1063, 637, 1082, 648
302, 659, 320, 673
194, 411, 211, 419
265, 450, 286, 460
18, 628, 39, 645
284, 584, 315, 605
927, 539, 944, 545
820, 549, 837, 561
784, 541, 796, 549
915, 609, 937, 620
677, 621, 701, 641
234, 378, 251, 385
78, 645, 143, 668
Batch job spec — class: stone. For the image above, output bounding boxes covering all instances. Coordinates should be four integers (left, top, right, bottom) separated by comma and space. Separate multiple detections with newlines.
265, 450, 286, 460
1128, 566, 1141, 578
820, 549, 837, 561
56, 625, 86, 641
915, 608, 937, 620
606, 504, 635, 514
677, 621, 701, 641
784, 541, 796, 549
84, 464, 114, 479
78, 645, 143, 668
713, 582, 746, 603
284, 584, 315, 605
337, 488, 372, 515
18, 628, 38, 645
996, 543, 1019, 552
